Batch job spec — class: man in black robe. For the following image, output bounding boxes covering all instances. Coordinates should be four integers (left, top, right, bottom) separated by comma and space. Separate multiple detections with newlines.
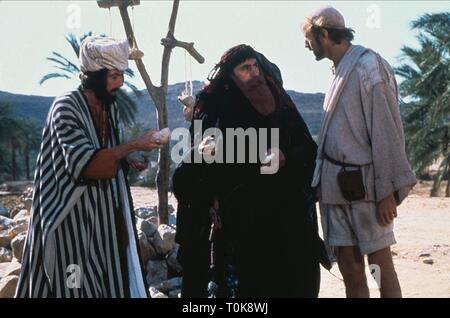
173, 44, 330, 298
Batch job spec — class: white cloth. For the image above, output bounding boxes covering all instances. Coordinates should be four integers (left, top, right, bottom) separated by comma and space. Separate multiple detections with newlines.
79, 36, 129, 73
313, 45, 417, 205
311, 45, 368, 188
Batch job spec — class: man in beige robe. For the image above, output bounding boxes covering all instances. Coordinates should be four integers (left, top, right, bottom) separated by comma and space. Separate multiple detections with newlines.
301, 6, 416, 298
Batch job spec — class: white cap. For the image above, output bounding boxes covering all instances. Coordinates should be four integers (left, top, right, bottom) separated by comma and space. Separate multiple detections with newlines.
303, 6, 346, 30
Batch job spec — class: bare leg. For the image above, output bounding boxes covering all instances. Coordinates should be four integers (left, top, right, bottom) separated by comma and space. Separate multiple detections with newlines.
368, 247, 402, 298
337, 246, 370, 298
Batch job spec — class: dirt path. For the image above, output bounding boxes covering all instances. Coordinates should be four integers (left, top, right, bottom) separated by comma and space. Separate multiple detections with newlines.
319, 193, 450, 298
130, 183, 450, 298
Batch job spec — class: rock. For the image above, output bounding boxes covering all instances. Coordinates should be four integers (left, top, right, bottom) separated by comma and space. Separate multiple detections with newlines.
138, 232, 157, 265
152, 231, 172, 256
168, 276, 182, 290
153, 277, 182, 294
146, 260, 167, 287
166, 245, 182, 273
23, 198, 32, 212
146, 239, 159, 261
0, 261, 21, 278
137, 218, 157, 238
0, 203, 8, 217
0, 247, 12, 263
391, 251, 398, 256
0, 230, 15, 249
419, 253, 431, 258
158, 224, 176, 250
423, 258, 434, 265
148, 216, 159, 226
1, 181, 32, 193
169, 213, 177, 228
149, 286, 168, 298
13, 210, 29, 221
10, 204, 25, 219
9, 219, 28, 237
0, 216, 14, 232
21, 186, 33, 198
168, 289, 181, 298
0, 275, 19, 298
11, 232, 27, 261
135, 207, 157, 220
153, 280, 172, 293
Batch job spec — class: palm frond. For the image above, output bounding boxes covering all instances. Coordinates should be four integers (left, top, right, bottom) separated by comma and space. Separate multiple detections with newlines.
50, 52, 80, 73
124, 68, 135, 77
115, 89, 137, 127
65, 33, 81, 57
39, 73, 71, 85
124, 81, 142, 97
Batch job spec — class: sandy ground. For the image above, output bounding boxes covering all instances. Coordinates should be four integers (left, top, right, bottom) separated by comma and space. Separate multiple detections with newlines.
130, 181, 450, 298
319, 185, 450, 298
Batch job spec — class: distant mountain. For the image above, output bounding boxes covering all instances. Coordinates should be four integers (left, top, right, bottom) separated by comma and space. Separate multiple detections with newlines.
0, 81, 324, 136
0, 91, 54, 126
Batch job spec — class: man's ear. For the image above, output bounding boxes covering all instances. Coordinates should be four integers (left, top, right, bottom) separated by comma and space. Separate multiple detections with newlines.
319, 28, 329, 40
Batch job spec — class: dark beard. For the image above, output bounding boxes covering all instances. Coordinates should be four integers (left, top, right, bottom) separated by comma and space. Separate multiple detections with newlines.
82, 69, 118, 106
240, 74, 266, 92
93, 87, 118, 106
313, 37, 325, 61
232, 72, 276, 116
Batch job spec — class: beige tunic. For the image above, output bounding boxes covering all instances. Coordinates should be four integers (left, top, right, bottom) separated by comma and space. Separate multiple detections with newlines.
319, 49, 417, 204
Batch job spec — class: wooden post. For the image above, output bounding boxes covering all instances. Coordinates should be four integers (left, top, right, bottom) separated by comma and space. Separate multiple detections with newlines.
97, 0, 204, 225
97, 0, 140, 9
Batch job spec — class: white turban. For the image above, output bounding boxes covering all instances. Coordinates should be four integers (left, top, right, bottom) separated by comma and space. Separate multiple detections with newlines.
79, 36, 129, 73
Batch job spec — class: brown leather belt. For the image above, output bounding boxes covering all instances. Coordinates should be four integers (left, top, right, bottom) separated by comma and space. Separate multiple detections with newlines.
323, 152, 362, 168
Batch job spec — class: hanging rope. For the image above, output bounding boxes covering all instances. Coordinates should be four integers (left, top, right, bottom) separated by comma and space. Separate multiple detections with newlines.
188, 52, 193, 96
179, 50, 195, 121
184, 51, 193, 96
109, 8, 113, 37
127, 5, 144, 60
131, 5, 137, 48
132, 5, 135, 34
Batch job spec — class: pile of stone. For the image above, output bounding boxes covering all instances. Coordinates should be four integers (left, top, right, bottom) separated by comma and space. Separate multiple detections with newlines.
135, 205, 182, 298
0, 186, 32, 298
0, 186, 183, 298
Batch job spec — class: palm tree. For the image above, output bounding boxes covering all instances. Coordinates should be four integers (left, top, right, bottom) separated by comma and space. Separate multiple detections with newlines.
0, 102, 15, 180
19, 119, 42, 180
40, 32, 140, 127
395, 12, 450, 196
0, 102, 28, 181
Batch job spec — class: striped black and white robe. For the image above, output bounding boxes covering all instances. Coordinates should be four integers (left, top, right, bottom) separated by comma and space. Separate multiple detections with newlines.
15, 88, 147, 298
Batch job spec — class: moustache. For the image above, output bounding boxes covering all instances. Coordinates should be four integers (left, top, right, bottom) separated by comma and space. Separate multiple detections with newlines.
241, 75, 265, 91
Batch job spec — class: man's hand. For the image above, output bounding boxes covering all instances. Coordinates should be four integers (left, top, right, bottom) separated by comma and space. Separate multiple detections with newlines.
260, 148, 286, 175
127, 155, 149, 171
376, 193, 397, 226
135, 130, 163, 151
262, 148, 286, 168
198, 136, 216, 156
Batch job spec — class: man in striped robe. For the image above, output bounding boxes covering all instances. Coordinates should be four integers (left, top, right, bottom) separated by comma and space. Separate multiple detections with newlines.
15, 36, 163, 297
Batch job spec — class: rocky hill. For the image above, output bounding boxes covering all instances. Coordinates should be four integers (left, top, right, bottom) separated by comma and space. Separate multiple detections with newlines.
0, 82, 324, 137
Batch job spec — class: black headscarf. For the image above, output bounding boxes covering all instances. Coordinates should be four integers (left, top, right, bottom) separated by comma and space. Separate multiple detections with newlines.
194, 44, 295, 120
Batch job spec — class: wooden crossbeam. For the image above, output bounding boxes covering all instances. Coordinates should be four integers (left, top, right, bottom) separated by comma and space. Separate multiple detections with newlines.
97, 0, 140, 9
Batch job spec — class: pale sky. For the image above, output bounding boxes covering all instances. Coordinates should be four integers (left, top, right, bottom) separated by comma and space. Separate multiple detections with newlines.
0, 0, 449, 97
